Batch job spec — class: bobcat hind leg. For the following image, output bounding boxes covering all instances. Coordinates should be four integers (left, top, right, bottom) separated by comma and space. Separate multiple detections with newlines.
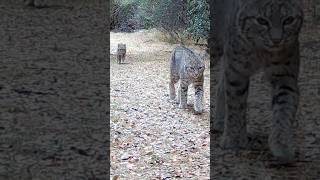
122, 54, 126, 63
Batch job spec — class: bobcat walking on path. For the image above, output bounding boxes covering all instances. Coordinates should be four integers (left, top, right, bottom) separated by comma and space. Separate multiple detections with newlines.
211, 0, 303, 162
117, 43, 126, 64
169, 46, 205, 114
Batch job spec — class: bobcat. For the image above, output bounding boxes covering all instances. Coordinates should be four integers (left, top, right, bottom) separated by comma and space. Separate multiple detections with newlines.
169, 46, 206, 114
117, 43, 126, 64
211, 0, 303, 162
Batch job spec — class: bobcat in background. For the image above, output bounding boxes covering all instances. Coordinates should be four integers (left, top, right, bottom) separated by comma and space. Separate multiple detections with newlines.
169, 45, 206, 115
117, 43, 126, 64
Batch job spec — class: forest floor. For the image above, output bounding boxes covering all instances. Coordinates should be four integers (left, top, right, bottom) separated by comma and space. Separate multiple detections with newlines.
110, 25, 320, 179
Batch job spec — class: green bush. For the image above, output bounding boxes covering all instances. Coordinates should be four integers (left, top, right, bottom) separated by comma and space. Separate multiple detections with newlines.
141, 0, 209, 43
186, 0, 210, 42
111, 0, 139, 31
111, 0, 210, 43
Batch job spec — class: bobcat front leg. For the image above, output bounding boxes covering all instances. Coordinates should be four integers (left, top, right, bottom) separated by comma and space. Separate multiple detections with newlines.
117, 55, 121, 64
194, 81, 204, 114
268, 59, 299, 163
178, 79, 188, 109
122, 54, 126, 63
214, 64, 226, 131
169, 77, 178, 100
221, 62, 249, 150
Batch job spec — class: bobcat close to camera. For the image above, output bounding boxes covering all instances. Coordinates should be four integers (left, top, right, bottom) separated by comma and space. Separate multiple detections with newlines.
117, 43, 126, 64
169, 46, 205, 114
211, 0, 303, 162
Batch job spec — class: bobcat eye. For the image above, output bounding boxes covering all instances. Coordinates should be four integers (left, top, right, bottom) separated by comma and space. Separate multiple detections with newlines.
256, 17, 269, 26
283, 16, 295, 25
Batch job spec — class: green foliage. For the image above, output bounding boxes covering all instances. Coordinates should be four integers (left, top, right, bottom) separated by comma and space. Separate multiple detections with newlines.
111, 0, 139, 31
141, 0, 209, 43
133, 0, 157, 29
153, 0, 187, 31
111, 0, 210, 43
186, 0, 210, 42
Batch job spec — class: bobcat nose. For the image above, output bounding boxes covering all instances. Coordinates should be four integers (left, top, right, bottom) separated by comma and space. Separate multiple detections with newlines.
272, 39, 281, 45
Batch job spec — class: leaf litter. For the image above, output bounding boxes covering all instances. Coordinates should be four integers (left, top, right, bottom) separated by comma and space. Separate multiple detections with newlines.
110, 30, 210, 179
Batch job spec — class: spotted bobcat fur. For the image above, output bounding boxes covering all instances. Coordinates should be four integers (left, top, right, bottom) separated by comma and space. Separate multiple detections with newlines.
169, 46, 205, 114
211, 0, 303, 162
117, 43, 126, 64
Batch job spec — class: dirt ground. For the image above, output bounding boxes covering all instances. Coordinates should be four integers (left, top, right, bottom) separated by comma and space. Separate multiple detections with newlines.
0, 1, 108, 179
111, 25, 320, 179
110, 30, 210, 179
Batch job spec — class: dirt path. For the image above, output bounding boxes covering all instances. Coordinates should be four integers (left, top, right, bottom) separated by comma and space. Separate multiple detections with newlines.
110, 30, 210, 179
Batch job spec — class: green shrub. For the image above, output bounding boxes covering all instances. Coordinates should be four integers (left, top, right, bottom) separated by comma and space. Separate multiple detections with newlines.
111, 0, 210, 43
111, 0, 139, 31
186, 0, 210, 42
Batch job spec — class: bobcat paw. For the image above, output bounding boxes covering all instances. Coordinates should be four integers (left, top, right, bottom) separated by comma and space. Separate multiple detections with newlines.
169, 94, 175, 100
178, 103, 187, 109
213, 121, 224, 132
194, 105, 202, 114
220, 133, 248, 150
270, 145, 295, 163
194, 108, 202, 115
269, 130, 295, 163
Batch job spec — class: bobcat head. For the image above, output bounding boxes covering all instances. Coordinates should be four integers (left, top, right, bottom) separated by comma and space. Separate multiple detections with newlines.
185, 53, 205, 79
237, 0, 303, 51
117, 43, 126, 50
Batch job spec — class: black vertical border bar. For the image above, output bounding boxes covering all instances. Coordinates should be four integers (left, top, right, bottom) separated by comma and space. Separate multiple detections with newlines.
0, 0, 110, 178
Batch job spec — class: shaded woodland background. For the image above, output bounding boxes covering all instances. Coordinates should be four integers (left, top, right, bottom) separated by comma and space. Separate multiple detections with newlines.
111, 0, 209, 45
